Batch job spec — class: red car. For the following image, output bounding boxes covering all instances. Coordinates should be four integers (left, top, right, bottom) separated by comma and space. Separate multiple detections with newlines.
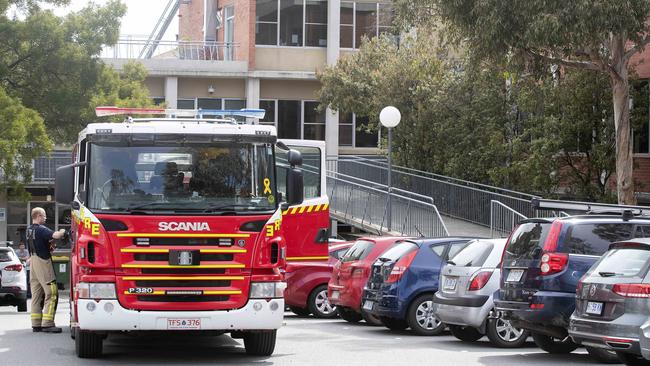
328, 237, 405, 324
284, 241, 353, 318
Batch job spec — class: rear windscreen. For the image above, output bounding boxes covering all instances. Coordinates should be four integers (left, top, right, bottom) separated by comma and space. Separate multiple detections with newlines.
449, 240, 493, 267
563, 224, 634, 256
503, 222, 551, 260
591, 248, 650, 277
341, 240, 375, 262
378, 241, 418, 261
0, 250, 12, 262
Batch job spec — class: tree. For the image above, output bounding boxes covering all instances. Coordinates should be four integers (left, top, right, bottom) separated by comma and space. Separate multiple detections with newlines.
0, 0, 127, 142
0, 87, 51, 199
394, 0, 650, 204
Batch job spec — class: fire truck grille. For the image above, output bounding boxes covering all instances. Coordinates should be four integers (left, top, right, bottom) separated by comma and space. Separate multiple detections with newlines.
139, 238, 234, 246
134, 280, 231, 287
137, 295, 229, 302
141, 268, 226, 275
133, 253, 234, 261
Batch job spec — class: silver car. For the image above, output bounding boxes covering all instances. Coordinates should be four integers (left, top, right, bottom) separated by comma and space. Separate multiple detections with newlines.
570, 238, 650, 365
433, 238, 529, 348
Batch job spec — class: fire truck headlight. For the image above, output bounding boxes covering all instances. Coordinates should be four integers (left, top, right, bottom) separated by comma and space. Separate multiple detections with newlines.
250, 282, 285, 299
77, 283, 117, 299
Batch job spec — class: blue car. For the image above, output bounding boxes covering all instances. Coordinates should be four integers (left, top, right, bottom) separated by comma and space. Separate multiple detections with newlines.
495, 214, 650, 362
361, 237, 475, 335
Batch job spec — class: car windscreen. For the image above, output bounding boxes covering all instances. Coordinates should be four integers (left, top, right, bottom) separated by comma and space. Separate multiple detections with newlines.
378, 241, 419, 262
503, 222, 551, 261
449, 240, 494, 267
340, 240, 375, 262
563, 224, 635, 256
590, 248, 650, 278
0, 250, 13, 262
330, 247, 350, 260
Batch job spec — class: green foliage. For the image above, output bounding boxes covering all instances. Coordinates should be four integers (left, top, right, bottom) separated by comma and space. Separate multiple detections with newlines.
0, 86, 51, 199
0, 0, 127, 142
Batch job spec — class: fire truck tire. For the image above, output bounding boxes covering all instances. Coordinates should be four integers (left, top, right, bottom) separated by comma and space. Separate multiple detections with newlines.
338, 307, 362, 323
289, 306, 311, 317
76, 330, 103, 358
243, 330, 277, 356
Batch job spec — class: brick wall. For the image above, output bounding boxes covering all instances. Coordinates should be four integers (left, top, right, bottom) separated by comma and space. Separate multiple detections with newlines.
179, 0, 205, 41
635, 155, 650, 192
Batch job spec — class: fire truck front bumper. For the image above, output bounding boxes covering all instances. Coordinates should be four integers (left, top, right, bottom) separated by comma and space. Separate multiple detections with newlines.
76, 299, 285, 331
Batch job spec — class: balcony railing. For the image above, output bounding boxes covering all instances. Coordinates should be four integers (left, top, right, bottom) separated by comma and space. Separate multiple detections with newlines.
101, 38, 239, 61
33, 151, 73, 183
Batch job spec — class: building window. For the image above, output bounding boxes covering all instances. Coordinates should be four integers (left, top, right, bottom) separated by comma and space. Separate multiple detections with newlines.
339, 112, 354, 146
338, 113, 379, 148
152, 97, 165, 105
340, 2, 393, 49
197, 98, 222, 118
224, 99, 247, 122
303, 101, 325, 140
260, 100, 277, 126
255, 0, 328, 47
633, 81, 650, 154
177, 99, 196, 109
278, 100, 301, 139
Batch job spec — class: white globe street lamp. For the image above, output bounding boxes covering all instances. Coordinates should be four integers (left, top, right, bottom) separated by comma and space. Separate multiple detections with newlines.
380, 106, 401, 232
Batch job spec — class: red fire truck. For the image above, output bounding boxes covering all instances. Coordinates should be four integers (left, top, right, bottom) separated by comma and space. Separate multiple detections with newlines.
55, 107, 330, 358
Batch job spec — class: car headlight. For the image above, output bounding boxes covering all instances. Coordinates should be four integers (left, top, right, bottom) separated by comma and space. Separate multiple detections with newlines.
250, 282, 285, 299
76, 283, 116, 299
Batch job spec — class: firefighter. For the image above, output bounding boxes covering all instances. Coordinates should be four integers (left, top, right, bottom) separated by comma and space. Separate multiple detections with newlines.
27, 207, 66, 333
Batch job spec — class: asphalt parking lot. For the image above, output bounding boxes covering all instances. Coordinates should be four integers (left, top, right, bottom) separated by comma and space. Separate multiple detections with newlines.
0, 293, 602, 366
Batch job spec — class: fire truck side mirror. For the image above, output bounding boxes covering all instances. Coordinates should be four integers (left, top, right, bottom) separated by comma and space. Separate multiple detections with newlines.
287, 149, 303, 167
286, 168, 304, 206
55, 164, 76, 204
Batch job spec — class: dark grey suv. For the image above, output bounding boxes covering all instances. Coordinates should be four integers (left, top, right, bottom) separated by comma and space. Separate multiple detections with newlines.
569, 238, 650, 365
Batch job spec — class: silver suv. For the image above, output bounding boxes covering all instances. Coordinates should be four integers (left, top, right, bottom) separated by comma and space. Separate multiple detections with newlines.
569, 238, 650, 364
433, 239, 529, 348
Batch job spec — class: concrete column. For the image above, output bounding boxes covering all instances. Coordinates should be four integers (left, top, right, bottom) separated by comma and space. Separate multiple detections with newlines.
325, 0, 341, 157
164, 76, 178, 109
246, 77, 261, 124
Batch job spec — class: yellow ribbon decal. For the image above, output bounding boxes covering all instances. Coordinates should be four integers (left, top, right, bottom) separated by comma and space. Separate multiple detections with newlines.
263, 178, 272, 194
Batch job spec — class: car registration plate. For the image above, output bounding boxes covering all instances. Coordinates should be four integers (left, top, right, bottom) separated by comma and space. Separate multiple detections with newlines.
362, 300, 374, 311
167, 318, 202, 330
586, 301, 604, 316
443, 277, 457, 291
331, 291, 340, 300
506, 269, 524, 282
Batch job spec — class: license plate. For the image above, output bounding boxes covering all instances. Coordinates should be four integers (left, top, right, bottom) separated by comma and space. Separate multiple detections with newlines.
331, 291, 340, 300
362, 300, 374, 311
506, 269, 524, 282
167, 318, 201, 330
443, 277, 457, 291
586, 301, 604, 315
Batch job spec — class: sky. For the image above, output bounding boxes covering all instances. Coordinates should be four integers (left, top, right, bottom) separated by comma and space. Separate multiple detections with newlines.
49, 0, 180, 40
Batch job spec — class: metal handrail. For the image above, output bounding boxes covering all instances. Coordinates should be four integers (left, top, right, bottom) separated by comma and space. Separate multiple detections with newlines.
101, 38, 239, 61
490, 200, 527, 238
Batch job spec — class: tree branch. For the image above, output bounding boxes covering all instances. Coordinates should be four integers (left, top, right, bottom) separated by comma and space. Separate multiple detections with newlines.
625, 35, 650, 61
522, 48, 603, 72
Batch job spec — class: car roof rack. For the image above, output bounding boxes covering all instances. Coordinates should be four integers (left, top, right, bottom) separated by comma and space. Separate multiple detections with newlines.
532, 198, 650, 221
95, 106, 266, 124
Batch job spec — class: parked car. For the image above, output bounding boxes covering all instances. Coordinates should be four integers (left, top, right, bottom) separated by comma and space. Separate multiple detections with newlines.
328, 236, 406, 324
363, 237, 473, 335
496, 214, 650, 363
285, 241, 353, 318
640, 318, 650, 365
570, 238, 650, 365
0, 245, 28, 312
434, 238, 529, 347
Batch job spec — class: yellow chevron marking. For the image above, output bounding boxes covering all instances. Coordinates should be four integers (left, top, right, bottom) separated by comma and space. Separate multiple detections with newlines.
314, 204, 322, 212
282, 210, 289, 216
122, 276, 245, 281
307, 205, 314, 213
299, 206, 307, 214
322, 204, 329, 210
116, 233, 250, 238
290, 206, 299, 215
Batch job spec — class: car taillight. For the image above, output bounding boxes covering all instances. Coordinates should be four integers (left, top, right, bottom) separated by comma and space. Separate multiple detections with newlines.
540, 252, 568, 275
612, 284, 650, 298
386, 251, 418, 283
4, 264, 23, 272
543, 221, 563, 252
468, 270, 493, 291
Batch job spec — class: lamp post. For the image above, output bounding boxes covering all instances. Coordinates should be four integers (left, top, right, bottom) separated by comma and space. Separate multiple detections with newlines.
380, 106, 401, 232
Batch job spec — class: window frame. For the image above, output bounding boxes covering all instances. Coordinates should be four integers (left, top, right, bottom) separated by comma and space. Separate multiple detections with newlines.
255, 0, 329, 49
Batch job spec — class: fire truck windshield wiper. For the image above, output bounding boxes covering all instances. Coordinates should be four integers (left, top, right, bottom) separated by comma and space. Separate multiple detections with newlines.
124, 202, 173, 212
202, 204, 269, 213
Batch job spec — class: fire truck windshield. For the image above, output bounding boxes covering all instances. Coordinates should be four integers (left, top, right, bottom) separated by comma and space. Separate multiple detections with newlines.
86, 140, 277, 213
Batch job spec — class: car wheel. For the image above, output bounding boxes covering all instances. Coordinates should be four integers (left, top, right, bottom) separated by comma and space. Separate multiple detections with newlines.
616, 352, 650, 366
75, 330, 103, 358
289, 306, 311, 317
17, 299, 27, 312
407, 295, 445, 336
243, 330, 277, 356
361, 309, 383, 326
380, 317, 409, 331
308, 285, 338, 319
586, 346, 621, 364
531, 333, 579, 354
338, 307, 362, 323
449, 325, 484, 342
486, 316, 529, 348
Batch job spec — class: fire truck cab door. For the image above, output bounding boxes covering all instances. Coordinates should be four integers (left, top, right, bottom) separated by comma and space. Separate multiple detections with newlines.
277, 139, 329, 262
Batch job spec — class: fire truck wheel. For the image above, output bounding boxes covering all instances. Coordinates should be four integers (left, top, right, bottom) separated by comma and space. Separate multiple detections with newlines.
243, 330, 277, 356
289, 306, 311, 317
308, 285, 338, 319
75, 330, 103, 358
338, 307, 362, 323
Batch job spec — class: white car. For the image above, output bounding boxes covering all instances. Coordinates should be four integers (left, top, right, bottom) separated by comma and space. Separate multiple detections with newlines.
0, 246, 28, 312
